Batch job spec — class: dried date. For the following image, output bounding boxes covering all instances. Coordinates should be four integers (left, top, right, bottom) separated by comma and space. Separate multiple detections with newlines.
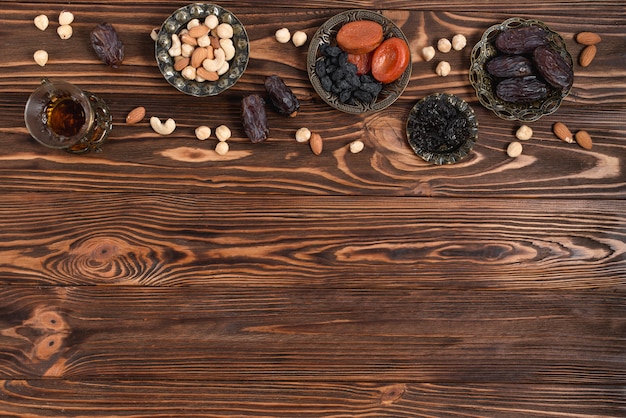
241, 94, 269, 143
533, 46, 573, 90
264, 75, 300, 117
495, 26, 549, 54
486, 55, 535, 78
90, 23, 124, 68
496, 76, 549, 103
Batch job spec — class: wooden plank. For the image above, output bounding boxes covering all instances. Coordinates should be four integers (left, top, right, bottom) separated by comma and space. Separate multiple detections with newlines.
0, 286, 624, 383
0, 194, 624, 288
0, 7, 624, 197
1, 380, 624, 417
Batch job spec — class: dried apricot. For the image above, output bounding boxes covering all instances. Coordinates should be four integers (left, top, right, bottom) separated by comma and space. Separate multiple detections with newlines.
336, 20, 383, 54
347, 52, 372, 76
370, 37, 410, 83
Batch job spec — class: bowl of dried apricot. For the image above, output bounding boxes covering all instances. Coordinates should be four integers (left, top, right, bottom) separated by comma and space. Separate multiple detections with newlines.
155, 3, 249, 97
307, 9, 412, 114
469, 17, 573, 121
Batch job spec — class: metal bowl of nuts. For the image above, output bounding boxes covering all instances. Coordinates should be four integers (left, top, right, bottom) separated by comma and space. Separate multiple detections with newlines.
307, 9, 412, 114
469, 17, 573, 122
155, 3, 249, 97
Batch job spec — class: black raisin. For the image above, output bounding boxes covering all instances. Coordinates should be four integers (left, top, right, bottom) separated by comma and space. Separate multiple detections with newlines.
320, 76, 332, 91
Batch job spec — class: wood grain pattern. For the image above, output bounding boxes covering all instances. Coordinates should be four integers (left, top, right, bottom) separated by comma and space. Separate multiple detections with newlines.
1, 1, 624, 416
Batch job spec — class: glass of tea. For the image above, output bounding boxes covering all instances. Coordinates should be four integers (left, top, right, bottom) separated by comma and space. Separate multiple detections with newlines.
24, 78, 112, 153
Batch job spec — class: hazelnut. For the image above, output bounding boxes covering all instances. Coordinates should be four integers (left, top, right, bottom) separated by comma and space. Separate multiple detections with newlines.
57, 24, 73, 40
295, 127, 311, 143
292, 31, 307, 47
437, 38, 452, 53
34, 14, 49, 31
275, 28, 291, 44
507, 141, 523, 158
421, 46, 436, 62
515, 125, 533, 141
33, 50, 48, 67
215, 141, 229, 155
451, 34, 467, 51
215, 125, 231, 142
58, 10, 74, 26
436, 61, 451, 77
195, 126, 212, 140
349, 140, 364, 154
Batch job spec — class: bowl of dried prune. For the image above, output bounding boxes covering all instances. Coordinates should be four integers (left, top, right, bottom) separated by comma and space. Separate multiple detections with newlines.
155, 3, 249, 97
307, 9, 412, 114
406, 93, 478, 165
469, 17, 573, 121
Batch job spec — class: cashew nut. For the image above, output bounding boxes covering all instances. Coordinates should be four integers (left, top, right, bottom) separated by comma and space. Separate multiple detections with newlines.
219, 38, 236, 61
150, 116, 176, 135
181, 43, 195, 58
217, 60, 229, 76
168, 33, 182, 57
186, 18, 200, 30
197, 34, 212, 48
202, 47, 225, 72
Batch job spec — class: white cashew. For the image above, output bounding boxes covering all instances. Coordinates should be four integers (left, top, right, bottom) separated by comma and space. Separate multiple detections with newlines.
217, 61, 229, 75
181, 43, 195, 58
150, 116, 176, 135
219, 38, 236, 60
186, 18, 200, 30
197, 34, 212, 47
168, 33, 182, 57
202, 47, 225, 72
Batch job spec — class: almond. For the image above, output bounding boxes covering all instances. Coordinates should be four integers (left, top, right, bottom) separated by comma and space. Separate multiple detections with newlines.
553, 122, 574, 143
174, 56, 190, 71
575, 130, 593, 150
188, 25, 209, 38
309, 132, 323, 155
575, 31, 601, 46
125, 106, 146, 124
579, 45, 597, 67
191, 47, 207, 68
196, 67, 219, 81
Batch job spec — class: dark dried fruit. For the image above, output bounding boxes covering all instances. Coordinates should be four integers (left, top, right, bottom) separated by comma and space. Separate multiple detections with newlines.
533, 45, 574, 90
241, 94, 269, 143
496, 76, 549, 103
264, 75, 300, 117
486, 55, 535, 78
495, 26, 549, 54
90, 22, 124, 68
408, 95, 470, 153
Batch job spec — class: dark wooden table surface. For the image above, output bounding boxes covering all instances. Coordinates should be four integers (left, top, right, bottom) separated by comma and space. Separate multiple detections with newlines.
1, 1, 625, 416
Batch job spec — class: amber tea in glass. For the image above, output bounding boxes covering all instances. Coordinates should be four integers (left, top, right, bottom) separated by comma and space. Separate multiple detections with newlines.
24, 78, 112, 153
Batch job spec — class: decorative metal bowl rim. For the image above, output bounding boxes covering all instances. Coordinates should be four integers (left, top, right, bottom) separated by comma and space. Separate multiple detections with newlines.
155, 3, 249, 97
406, 93, 478, 165
468, 17, 572, 122
306, 9, 412, 114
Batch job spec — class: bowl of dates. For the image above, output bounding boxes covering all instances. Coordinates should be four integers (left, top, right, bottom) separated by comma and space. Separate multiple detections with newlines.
155, 3, 249, 97
469, 17, 573, 121
307, 9, 412, 114
406, 93, 478, 165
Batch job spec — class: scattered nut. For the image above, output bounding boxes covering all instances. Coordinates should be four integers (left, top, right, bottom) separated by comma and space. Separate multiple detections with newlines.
349, 140, 364, 154
553, 122, 574, 143
451, 34, 467, 51
275, 27, 291, 44
150, 27, 159, 41
34, 14, 49, 31
295, 127, 311, 143
181, 65, 197, 80
215, 125, 231, 142
575, 31, 601, 46
436, 61, 451, 77
579, 45, 597, 67
58, 10, 74, 26
575, 130, 593, 149
174, 56, 190, 72
292, 30, 307, 47
125, 106, 146, 124
150, 116, 176, 135
507, 141, 523, 158
215, 141, 229, 155
195, 125, 212, 140
186, 18, 201, 30
33, 50, 48, 67
437, 38, 452, 53
310, 132, 323, 155
515, 125, 533, 141
57, 24, 73, 40
168, 33, 182, 57
421, 46, 436, 62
